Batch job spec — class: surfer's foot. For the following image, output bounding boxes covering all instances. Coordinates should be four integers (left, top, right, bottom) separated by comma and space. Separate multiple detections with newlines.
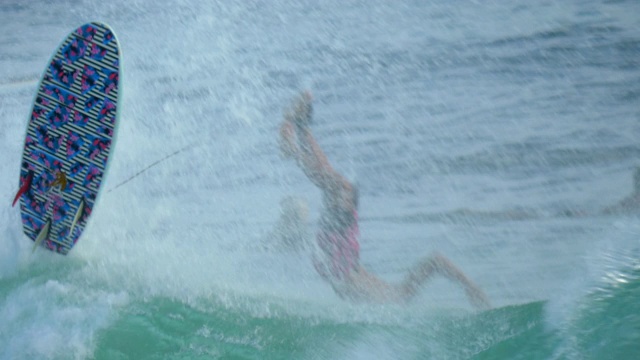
279, 121, 299, 158
285, 91, 313, 128
465, 285, 491, 310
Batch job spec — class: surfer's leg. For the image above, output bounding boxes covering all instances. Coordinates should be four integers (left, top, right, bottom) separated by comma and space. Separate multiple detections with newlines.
338, 266, 405, 303
400, 252, 490, 309
280, 92, 356, 209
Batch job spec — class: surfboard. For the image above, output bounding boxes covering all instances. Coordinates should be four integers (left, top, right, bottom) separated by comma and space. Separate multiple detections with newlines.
12, 22, 121, 255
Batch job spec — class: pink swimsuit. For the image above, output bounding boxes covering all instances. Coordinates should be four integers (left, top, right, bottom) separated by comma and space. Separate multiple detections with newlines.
313, 211, 360, 282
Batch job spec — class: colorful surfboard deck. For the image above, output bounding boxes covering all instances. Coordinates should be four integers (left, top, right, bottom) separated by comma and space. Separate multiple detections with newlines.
13, 22, 121, 255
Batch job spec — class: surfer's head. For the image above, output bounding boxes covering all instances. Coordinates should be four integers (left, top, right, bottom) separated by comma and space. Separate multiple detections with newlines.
277, 196, 311, 251
280, 196, 309, 225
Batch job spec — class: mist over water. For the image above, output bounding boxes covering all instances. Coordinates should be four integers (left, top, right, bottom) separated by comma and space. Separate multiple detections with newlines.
1, 0, 639, 359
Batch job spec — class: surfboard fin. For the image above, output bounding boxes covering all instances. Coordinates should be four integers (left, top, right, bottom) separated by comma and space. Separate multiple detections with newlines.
69, 199, 85, 236
32, 219, 51, 253
12, 171, 33, 207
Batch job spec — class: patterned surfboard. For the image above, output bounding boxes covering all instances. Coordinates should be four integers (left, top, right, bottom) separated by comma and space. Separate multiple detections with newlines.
13, 22, 121, 255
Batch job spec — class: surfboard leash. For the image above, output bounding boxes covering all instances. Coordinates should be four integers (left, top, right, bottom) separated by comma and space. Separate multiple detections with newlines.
106, 144, 195, 193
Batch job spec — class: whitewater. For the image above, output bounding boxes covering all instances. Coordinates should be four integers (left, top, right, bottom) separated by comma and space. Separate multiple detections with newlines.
1, 0, 639, 359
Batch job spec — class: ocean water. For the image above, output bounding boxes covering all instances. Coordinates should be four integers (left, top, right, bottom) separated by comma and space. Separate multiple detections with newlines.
1, 0, 639, 359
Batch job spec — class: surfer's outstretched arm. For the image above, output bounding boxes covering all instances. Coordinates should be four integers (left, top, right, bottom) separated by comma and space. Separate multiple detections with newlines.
400, 252, 490, 309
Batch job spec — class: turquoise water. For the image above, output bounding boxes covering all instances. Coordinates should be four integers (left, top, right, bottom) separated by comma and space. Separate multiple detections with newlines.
1, 0, 639, 359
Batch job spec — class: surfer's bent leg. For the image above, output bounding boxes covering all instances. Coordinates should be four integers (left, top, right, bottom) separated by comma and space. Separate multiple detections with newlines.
400, 252, 490, 309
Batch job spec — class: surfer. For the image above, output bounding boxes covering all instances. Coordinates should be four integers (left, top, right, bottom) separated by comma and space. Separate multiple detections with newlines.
279, 91, 490, 308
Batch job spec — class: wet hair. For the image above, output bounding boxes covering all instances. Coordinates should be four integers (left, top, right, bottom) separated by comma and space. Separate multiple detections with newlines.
274, 196, 311, 251
280, 196, 308, 223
